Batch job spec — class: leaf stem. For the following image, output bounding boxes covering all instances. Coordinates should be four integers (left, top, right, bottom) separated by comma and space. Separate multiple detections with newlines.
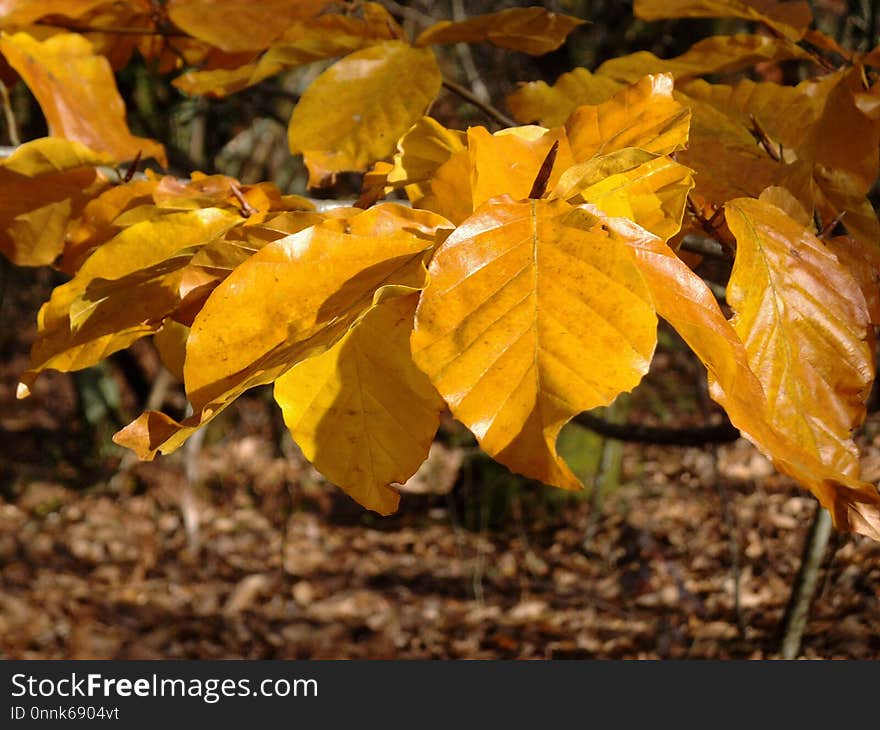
0, 82, 19, 147
442, 77, 515, 128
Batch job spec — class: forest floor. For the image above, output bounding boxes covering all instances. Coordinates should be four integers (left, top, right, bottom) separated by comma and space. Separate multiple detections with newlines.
2, 268, 880, 660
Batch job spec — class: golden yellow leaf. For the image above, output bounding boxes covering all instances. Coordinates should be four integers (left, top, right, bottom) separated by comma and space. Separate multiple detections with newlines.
62, 177, 158, 273
724, 197, 878, 523
173, 8, 398, 97
166, 0, 330, 52
557, 152, 695, 241
468, 125, 574, 210
18, 208, 240, 396
0, 0, 117, 25
758, 185, 812, 227
0, 32, 166, 165
288, 41, 441, 186
153, 319, 189, 382
609, 205, 880, 539
0, 137, 112, 267
408, 147, 474, 225
681, 77, 815, 156
506, 67, 621, 127
634, 0, 812, 40
565, 74, 690, 161
415, 7, 585, 55
275, 293, 444, 515
387, 116, 467, 188
597, 34, 810, 83
114, 204, 451, 459
411, 197, 657, 491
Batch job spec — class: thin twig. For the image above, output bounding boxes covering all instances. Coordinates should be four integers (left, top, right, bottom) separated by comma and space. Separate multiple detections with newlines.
679, 235, 731, 261
779, 504, 833, 659
47, 23, 188, 37
451, 0, 491, 104
378, 0, 436, 28
0, 82, 19, 147
574, 411, 741, 446
442, 78, 515, 128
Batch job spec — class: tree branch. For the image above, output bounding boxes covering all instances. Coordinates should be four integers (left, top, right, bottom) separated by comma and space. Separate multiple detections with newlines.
442, 78, 516, 128
574, 411, 741, 445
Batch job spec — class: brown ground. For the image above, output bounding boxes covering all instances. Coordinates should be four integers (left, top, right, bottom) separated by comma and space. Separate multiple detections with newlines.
2, 267, 880, 660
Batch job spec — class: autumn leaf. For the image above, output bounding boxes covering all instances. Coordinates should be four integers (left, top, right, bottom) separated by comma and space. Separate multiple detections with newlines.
165, 0, 331, 52
565, 74, 690, 161
275, 292, 445, 515
0, 31, 166, 165
62, 177, 158, 273
724, 197, 873, 469
412, 197, 657, 491
173, 7, 399, 97
556, 151, 695, 241
723, 197, 880, 534
114, 204, 452, 459
288, 41, 442, 186
633, 0, 812, 41
415, 7, 585, 55
18, 207, 240, 396
597, 34, 811, 84
0, 137, 112, 267
468, 125, 574, 210
603, 204, 880, 539
507, 67, 621, 126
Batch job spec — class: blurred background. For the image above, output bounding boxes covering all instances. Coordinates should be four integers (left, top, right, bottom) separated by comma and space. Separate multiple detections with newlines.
2, 0, 880, 659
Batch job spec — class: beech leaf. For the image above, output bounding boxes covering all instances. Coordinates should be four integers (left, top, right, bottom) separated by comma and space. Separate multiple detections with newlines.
275, 293, 445, 515
415, 7, 585, 56
507, 68, 621, 127
114, 205, 452, 459
412, 197, 657, 491
633, 0, 812, 41
0, 31, 166, 165
0, 137, 112, 267
597, 34, 810, 84
288, 41, 442, 187
565, 74, 690, 161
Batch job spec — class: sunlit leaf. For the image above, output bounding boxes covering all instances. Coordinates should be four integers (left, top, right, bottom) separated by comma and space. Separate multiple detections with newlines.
275, 293, 444, 515
724, 197, 878, 527
607, 205, 880, 540
18, 208, 240, 396
415, 7, 585, 55
0, 137, 112, 267
173, 7, 398, 97
412, 197, 656, 491
597, 34, 810, 84
468, 125, 574, 210
634, 0, 812, 40
565, 74, 690, 161
507, 67, 621, 126
557, 152, 695, 241
288, 41, 442, 186
166, 0, 331, 52
114, 204, 452, 459
0, 31, 166, 165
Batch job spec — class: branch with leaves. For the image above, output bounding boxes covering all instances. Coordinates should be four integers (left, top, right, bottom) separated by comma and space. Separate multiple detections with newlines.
2, 0, 880, 544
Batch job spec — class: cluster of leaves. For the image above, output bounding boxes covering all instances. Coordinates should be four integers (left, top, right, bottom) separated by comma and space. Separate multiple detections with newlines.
3, 0, 880, 541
